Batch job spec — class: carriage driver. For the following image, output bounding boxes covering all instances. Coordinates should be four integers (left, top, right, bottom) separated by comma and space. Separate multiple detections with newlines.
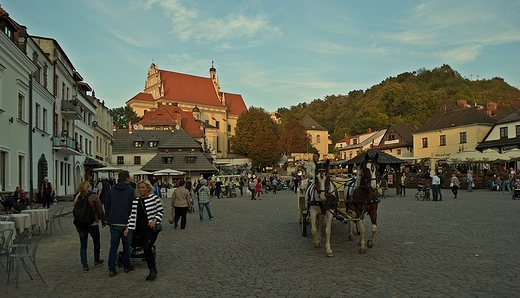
306, 153, 321, 183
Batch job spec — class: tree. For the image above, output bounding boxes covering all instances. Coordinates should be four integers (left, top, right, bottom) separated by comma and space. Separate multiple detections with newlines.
231, 107, 277, 156
278, 119, 307, 155
248, 130, 281, 167
109, 106, 141, 129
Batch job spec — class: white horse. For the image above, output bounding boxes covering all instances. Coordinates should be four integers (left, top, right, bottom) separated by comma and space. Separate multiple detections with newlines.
306, 160, 338, 257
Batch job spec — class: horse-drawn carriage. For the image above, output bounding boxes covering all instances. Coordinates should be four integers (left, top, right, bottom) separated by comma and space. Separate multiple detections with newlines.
299, 153, 382, 256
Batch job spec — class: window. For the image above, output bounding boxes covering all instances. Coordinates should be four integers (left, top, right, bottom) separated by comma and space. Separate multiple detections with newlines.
500, 127, 508, 138
162, 157, 173, 164
134, 141, 143, 148
149, 141, 158, 147
352, 139, 358, 145
422, 137, 428, 148
227, 124, 231, 132
18, 93, 25, 120
440, 135, 446, 146
61, 83, 65, 100
215, 121, 220, 129
43, 108, 47, 132
396, 149, 401, 155
317, 135, 321, 143
186, 157, 196, 164
134, 156, 141, 165
35, 103, 40, 129
516, 125, 520, 137
459, 132, 467, 144
117, 156, 124, 165
389, 134, 395, 140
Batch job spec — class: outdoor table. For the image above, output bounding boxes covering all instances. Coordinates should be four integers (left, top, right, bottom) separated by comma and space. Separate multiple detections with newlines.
0, 220, 16, 243
0, 213, 31, 233
21, 209, 49, 231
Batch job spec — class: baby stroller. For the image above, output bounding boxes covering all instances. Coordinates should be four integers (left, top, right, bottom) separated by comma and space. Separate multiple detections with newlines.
415, 185, 431, 201
117, 233, 157, 268
512, 183, 520, 200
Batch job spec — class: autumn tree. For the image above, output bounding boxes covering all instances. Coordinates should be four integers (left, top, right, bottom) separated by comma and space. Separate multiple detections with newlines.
248, 130, 281, 168
231, 107, 277, 157
278, 119, 308, 155
109, 106, 141, 129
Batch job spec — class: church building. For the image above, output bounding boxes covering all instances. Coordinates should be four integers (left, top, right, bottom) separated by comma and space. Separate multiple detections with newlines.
126, 63, 247, 158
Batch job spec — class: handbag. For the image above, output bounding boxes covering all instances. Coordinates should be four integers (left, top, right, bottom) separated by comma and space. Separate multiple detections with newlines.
449, 182, 454, 187
168, 209, 174, 224
152, 222, 163, 233
471, 182, 475, 188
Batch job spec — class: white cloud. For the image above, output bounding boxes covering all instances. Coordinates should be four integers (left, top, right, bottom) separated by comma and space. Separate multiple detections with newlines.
434, 44, 483, 63
155, 0, 279, 43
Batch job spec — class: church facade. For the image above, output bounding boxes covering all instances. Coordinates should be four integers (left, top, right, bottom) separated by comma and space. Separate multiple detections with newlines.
126, 63, 247, 159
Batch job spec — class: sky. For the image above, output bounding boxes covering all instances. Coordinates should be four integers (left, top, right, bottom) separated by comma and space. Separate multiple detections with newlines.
2, 0, 519, 112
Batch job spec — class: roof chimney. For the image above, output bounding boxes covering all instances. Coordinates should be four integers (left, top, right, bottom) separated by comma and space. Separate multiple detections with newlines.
128, 122, 133, 134
457, 99, 467, 108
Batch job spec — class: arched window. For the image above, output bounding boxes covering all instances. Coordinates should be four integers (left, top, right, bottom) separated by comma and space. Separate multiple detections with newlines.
316, 135, 321, 143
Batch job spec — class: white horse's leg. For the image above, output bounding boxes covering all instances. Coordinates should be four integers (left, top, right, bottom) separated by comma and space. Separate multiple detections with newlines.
310, 207, 321, 248
357, 218, 366, 254
367, 223, 377, 248
325, 212, 334, 257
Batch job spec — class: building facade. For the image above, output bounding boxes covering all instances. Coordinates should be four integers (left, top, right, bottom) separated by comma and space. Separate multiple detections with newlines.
126, 63, 247, 159
0, 7, 113, 198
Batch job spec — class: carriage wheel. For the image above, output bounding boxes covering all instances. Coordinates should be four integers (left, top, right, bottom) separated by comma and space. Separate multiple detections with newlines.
415, 193, 420, 201
302, 211, 308, 237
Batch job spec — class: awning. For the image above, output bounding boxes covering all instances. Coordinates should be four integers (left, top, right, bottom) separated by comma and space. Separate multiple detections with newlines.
84, 157, 104, 168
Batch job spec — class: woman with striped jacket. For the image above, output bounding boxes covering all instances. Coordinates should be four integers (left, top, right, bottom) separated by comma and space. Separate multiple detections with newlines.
124, 180, 164, 281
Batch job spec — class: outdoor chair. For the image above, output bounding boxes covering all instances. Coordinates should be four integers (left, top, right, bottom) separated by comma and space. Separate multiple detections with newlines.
7, 227, 45, 288
0, 228, 14, 269
46, 206, 65, 235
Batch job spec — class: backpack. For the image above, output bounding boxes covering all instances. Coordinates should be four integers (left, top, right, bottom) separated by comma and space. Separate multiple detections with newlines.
73, 193, 96, 229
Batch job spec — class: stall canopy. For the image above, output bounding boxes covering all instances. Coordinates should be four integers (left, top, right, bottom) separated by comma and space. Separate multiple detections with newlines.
93, 166, 123, 172
344, 149, 406, 165
152, 168, 186, 176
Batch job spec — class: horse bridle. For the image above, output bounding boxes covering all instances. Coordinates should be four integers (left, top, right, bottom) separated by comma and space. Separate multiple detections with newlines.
358, 160, 378, 191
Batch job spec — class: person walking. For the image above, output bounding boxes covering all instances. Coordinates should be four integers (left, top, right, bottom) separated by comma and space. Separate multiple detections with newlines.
125, 180, 164, 281
399, 172, 407, 197
431, 172, 442, 201
171, 180, 192, 229
97, 177, 112, 207
271, 178, 278, 194
249, 179, 256, 200
467, 170, 474, 192
73, 181, 106, 273
40, 177, 54, 208
152, 180, 162, 198
105, 170, 135, 277
197, 179, 214, 221
450, 173, 461, 198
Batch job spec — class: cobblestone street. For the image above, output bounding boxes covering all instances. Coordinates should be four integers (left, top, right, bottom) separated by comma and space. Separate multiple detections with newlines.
3, 188, 520, 297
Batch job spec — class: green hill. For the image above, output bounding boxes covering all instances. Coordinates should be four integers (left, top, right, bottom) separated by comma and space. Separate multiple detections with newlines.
275, 64, 520, 145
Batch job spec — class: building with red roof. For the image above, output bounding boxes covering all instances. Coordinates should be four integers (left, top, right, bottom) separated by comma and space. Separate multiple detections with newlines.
127, 63, 247, 158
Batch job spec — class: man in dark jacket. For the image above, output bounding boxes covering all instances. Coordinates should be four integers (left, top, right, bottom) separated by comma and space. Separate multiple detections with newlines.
105, 171, 135, 277
97, 177, 111, 207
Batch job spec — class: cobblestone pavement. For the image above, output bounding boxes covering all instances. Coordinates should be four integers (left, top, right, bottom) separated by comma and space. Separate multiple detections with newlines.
2, 187, 520, 297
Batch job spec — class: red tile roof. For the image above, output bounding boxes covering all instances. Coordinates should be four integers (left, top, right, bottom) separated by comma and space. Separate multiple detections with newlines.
160, 70, 223, 107
222, 92, 247, 115
134, 105, 204, 138
126, 67, 247, 116
128, 92, 155, 102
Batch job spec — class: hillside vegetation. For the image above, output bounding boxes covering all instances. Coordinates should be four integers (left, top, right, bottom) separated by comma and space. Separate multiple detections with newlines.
275, 64, 520, 145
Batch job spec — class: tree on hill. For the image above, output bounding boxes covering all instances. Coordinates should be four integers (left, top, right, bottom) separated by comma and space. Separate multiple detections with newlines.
275, 64, 520, 146
109, 106, 140, 129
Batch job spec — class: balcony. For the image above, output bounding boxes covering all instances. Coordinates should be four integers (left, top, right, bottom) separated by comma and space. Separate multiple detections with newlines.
52, 136, 82, 156
61, 100, 82, 120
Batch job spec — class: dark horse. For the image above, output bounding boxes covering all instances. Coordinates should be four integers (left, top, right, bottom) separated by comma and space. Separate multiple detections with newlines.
343, 153, 380, 254
305, 159, 339, 257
